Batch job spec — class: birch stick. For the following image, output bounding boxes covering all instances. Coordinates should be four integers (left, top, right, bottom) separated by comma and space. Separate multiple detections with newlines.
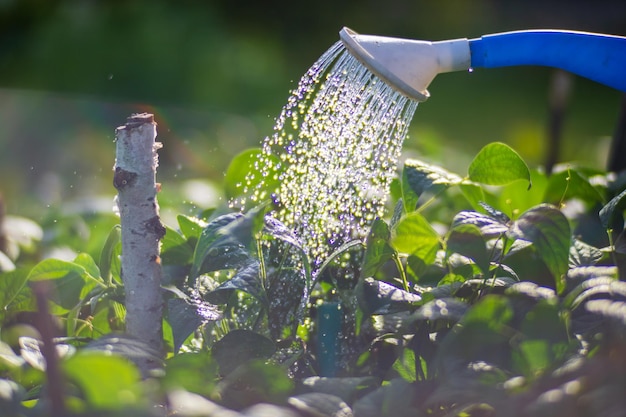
114, 113, 165, 371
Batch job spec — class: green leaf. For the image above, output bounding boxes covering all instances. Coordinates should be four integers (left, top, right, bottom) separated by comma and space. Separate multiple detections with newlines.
212, 330, 275, 375
391, 212, 440, 258
451, 210, 509, 238
515, 302, 570, 377
352, 378, 420, 417
509, 205, 570, 293
599, 188, 626, 229
62, 352, 142, 409
392, 348, 416, 382
167, 297, 221, 353
361, 218, 396, 278
357, 278, 422, 315
27, 257, 103, 311
468, 142, 531, 187
177, 214, 207, 241
190, 212, 251, 280
161, 225, 194, 266
204, 259, 263, 304
447, 223, 490, 273
544, 168, 604, 206
98, 225, 121, 286
402, 159, 463, 208
73, 253, 102, 282
224, 148, 282, 205
163, 353, 219, 399
569, 239, 603, 268
0, 268, 31, 321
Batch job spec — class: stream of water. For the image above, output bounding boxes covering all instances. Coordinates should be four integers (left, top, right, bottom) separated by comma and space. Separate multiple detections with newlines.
236, 41, 418, 268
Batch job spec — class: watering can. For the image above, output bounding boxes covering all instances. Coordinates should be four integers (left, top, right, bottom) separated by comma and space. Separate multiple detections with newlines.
340, 27, 626, 102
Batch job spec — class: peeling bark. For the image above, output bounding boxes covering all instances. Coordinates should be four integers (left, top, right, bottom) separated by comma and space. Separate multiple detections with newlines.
114, 113, 164, 374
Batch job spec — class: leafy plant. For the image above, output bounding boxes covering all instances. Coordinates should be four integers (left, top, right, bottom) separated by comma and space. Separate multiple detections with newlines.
1, 140, 625, 416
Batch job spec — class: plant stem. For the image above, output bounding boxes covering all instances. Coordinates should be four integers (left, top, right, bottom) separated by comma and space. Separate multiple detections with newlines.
32, 281, 65, 416
114, 113, 166, 375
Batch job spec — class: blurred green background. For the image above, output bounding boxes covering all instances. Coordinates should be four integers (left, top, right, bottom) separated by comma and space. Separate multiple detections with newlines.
1, 0, 625, 218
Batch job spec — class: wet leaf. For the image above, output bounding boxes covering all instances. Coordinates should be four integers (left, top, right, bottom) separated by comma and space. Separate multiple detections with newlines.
191, 212, 252, 279
361, 218, 395, 278
225, 148, 282, 205
177, 214, 207, 241
212, 330, 275, 375
599, 188, 626, 229
409, 297, 468, 323
167, 297, 221, 353
451, 210, 509, 238
358, 278, 422, 315
509, 205, 570, 293
298, 376, 379, 404
204, 259, 263, 304
288, 392, 352, 417
468, 142, 531, 187
402, 159, 463, 204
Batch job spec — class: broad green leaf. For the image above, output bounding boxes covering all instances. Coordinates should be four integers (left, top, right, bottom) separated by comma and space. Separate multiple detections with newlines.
266, 267, 306, 339
212, 330, 275, 375
569, 239, 603, 268
509, 205, 570, 293
62, 352, 142, 409
352, 378, 420, 417
585, 299, 626, 327
0, 268, 30, 321
300, 376, 379, 403
27, 257, 104, 311
167, 297, 221, 353
163, 353, 219, 399
515, 302, 570, 377
599, 188, 626, 229
73, 253, 102, 282
361, 218, 396, 278
391, 212, 440, 258
498, 169, 548, 217
357, 278, 422, 315
447, 223, 489, 273
161, 225, 194, 266
190, 212, 251, 280
288, 393, 352, 417
440, 295, 513, 365
544, 167, 605, 206
204, 259, 263, 304
468, 142, 531, 187
392, 348, 416, 382
224, 148, 282, 205
451, 211, 509, 238
402, 159, 463, 208
177, 214, 207, 241
409, 297, 468, 323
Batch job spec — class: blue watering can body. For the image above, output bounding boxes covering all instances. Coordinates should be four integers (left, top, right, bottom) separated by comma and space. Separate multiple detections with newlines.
470, 30, 626, 92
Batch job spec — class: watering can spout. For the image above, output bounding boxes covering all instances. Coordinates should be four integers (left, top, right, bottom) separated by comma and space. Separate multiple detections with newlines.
339, 27, 470, 102
340, 27, 626, 101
